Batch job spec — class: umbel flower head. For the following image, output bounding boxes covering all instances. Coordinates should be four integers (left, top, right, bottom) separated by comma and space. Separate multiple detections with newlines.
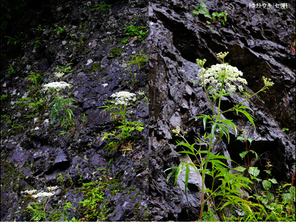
110, 91, 136, 106
198, 62, 247, 95
22, 189, 37, 195
54, 72, 64, 79
32, 192, 54, 198
43, 81, 71, 90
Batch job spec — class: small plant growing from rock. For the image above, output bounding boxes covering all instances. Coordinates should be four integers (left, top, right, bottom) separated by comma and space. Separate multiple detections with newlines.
124, 50, 148, 70
79, 181, 108, 221
7, 63, 15, 74
43, 81, 77, 130
5, 32, 24, 46
108, 47, 122, 58
90, 3, 112, 12
167, 52, 277, 220
54, 63, 73, 74
123, 22, 148, 40
1, 94, 8, 101
193, 1, 227, 25
90, 63, 101, 72
54, 25, 66, 35
23, 187, 58, 221
100, 91, 144, 155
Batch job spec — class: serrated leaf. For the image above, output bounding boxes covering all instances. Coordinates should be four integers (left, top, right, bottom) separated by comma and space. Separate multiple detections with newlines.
262, 180, 271, 190
248, 167, 260, 177
218, 119, 238, 136
261, 197, 268, 205
234, 166, 246, 172
282, 192, 293, 201
239, 110, 256, 129
266, 192, 274, 201
211, 123, 217, 138
218, 123, 230, 143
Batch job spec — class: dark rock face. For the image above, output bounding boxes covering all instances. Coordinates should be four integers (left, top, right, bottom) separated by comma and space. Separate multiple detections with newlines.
0, 0, 295, 221
148, 0, 295, 220
1, 0, 149, 221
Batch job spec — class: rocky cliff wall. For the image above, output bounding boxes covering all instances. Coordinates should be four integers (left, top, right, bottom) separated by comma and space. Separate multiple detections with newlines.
148, 0, 295, 220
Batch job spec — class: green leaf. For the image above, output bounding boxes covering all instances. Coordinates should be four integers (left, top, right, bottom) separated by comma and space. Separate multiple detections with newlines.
266, 192, 274, 201
184, 163, 190, 194
203, 115, 210, 130
248, 167, 260, 177
165, 167, 177, 183
211, 122, 217, 138
282, 192, 293, 202
249, 150, 258, 160
188, 163, 200, 173
262, 180, 271, 190
269, 178, 278, 184
175, 163, 184, 186
236, 136, 245, 141
234, 166, 246, 172
178, 151, 195, 156
266, 202, 277, 211
261, 197, 268, 205
218, 118, 238, 136
218, 123, 230, 143
239, 104, 254, 112
239, 151, 248, 159
238, 109, 256, 129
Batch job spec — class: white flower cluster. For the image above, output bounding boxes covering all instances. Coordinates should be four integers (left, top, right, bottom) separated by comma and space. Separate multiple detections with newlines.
43, 81, 71, 90
198, 63, 247, 94
54, 72, 64, 79
110, 91, 136, 105
22, 186, 58, 198
32, 192, 54, 198
47, 186, 59, 191
22, 189, 37, 195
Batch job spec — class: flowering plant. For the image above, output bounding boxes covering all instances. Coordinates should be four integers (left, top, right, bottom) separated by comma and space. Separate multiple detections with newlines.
100, 91, 144, 155
167, 52, 275, 220
43, 81, 77, 130
23, 187, 58, 221
43, 81, 71, 91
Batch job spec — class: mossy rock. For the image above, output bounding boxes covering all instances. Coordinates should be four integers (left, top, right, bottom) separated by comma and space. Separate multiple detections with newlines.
108, 47, 122, 58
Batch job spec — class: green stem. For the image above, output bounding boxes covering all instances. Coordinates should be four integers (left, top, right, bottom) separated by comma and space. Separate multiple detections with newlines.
199, 135, 214, 220
220, 86, 268, 115
216, 79, 225, 117
201, 67, 215, 116
199, 79, 225, 220
122, 105, 127, 125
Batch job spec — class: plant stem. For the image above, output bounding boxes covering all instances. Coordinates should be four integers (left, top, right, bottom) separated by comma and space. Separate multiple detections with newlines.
199, 78, 225, 220
199, 135, 214, 220
220, 86, 268, 115
43, 197, 51, 221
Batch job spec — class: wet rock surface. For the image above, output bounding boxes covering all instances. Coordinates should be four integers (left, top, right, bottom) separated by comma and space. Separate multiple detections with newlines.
148, 0, 295, 220
1, 0, 149, 221
0, 0, 295, 221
